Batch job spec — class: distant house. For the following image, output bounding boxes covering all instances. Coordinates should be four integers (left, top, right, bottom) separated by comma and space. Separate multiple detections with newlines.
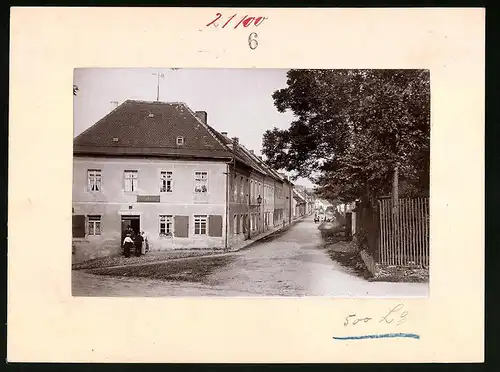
203, 127, 294, 245
292, 188, 307, 218
72, 100, 295, 262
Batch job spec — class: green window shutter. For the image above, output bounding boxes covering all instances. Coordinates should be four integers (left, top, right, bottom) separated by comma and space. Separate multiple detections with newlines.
72, 215, 86, 238
174, 216, 189, 238
208, 215, 223, 237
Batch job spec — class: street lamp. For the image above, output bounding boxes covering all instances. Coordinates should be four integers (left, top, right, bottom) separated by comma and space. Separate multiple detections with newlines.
257, 195, 262, 232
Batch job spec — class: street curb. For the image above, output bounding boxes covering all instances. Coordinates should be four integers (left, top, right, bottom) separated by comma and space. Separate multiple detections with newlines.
78, 215, 310, 272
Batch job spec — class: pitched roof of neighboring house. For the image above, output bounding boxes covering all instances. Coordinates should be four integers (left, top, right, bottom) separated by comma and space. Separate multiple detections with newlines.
238, 145, 283, 182
204, 124, 285, 183
74, 100, 233, 159
293, 188, 307, 202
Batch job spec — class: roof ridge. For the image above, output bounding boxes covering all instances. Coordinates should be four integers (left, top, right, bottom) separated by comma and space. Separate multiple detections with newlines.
236, 145, 281, 181
123, 99, 186, 105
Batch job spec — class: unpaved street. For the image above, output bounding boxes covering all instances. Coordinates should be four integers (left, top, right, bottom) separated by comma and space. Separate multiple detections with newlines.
73, 217, 428, 297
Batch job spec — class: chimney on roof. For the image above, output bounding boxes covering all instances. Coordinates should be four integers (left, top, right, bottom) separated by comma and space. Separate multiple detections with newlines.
250, 150, 254, 154
221, 132, 228, 138
195, 111, 207, 124
232, 137, 239, 148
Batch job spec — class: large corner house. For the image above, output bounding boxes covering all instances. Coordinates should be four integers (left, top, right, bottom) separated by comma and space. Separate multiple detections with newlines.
72, 100, 298, 262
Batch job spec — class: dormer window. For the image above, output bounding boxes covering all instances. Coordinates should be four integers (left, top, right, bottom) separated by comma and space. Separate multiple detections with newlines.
176, 136, 184, 145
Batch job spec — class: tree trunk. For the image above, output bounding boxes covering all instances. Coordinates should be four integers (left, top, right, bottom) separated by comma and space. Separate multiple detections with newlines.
392, 166, 399, 209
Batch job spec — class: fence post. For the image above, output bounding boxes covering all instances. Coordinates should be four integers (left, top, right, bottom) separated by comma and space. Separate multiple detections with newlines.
373, 200, 380, 263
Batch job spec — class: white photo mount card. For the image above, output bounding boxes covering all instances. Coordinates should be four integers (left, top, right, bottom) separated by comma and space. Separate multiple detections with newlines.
8, 7, 484, 363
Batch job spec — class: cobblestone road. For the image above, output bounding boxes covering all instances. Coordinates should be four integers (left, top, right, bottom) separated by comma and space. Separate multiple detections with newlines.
73, 216, 428, 297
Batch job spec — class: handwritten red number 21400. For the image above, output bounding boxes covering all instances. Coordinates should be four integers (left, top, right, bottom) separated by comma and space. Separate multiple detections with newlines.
206, 13, 267, 29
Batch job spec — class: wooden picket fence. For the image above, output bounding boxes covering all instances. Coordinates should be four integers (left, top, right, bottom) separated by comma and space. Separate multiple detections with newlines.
378, 197, 429, 268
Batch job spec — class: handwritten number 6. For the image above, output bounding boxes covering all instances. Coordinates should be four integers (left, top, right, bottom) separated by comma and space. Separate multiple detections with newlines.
248, 32, 258, 50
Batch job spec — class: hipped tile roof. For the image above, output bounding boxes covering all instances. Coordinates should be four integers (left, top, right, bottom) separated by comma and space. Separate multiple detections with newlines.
74, 100, 232, 159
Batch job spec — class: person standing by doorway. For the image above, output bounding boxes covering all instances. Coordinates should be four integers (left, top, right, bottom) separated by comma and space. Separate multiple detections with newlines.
134, 232, 144, 257
123, 233, 134, 258
125, 225, 135, 239
140, 231, 148, 255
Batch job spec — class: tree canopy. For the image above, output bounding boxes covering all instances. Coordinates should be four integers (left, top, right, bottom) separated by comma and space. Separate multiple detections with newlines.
262, 69, 430, 203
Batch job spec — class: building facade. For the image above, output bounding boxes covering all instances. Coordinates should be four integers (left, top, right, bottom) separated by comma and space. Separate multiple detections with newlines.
72, 100, 301, 262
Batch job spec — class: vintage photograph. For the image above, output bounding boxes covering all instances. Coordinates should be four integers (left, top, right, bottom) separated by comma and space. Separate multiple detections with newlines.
71, 68, 430, 297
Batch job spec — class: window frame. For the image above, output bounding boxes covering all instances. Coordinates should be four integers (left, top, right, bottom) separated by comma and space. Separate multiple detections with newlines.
193, 214, 208, 236
194, 171, 209, 193
159, 170, 173, 193
87, 214, 102, 236
87, 169, 102, 193
176, 136, 184, 145
124, 170, 139, 193
233, 175, 238, 201
159, 214, 174, 237
239, 176, 244, 202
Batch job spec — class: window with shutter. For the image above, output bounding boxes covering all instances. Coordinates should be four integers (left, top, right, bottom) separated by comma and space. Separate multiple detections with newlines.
242, 214, 247, 234
194, 215, 208, 235
208, 215, 223, 237
174, 216, 189, 238
72, 215, 86, 238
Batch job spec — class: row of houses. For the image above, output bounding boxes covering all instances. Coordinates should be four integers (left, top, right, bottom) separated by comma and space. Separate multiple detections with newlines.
72, 100, 314, 262
292, 185, 315, 218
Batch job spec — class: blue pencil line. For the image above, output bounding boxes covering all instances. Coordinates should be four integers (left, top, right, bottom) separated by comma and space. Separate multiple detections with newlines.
332, 333, 420, 340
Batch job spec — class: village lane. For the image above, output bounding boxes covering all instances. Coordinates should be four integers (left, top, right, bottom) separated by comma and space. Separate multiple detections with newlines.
73, 216, 428, 297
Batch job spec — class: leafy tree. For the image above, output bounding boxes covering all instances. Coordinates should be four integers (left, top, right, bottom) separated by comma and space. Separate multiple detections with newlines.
262, 69, 430, 203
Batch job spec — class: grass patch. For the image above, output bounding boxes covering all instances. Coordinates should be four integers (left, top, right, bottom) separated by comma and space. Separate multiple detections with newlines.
72, 250, 222, 270
372, 265, 429, 283
87, 255, 236, 283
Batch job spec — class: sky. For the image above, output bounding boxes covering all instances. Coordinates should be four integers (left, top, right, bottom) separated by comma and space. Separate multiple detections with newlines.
74, 68, 314, 188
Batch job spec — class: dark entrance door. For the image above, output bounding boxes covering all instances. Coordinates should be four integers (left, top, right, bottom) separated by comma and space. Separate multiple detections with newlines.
121, 215, 140, 243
